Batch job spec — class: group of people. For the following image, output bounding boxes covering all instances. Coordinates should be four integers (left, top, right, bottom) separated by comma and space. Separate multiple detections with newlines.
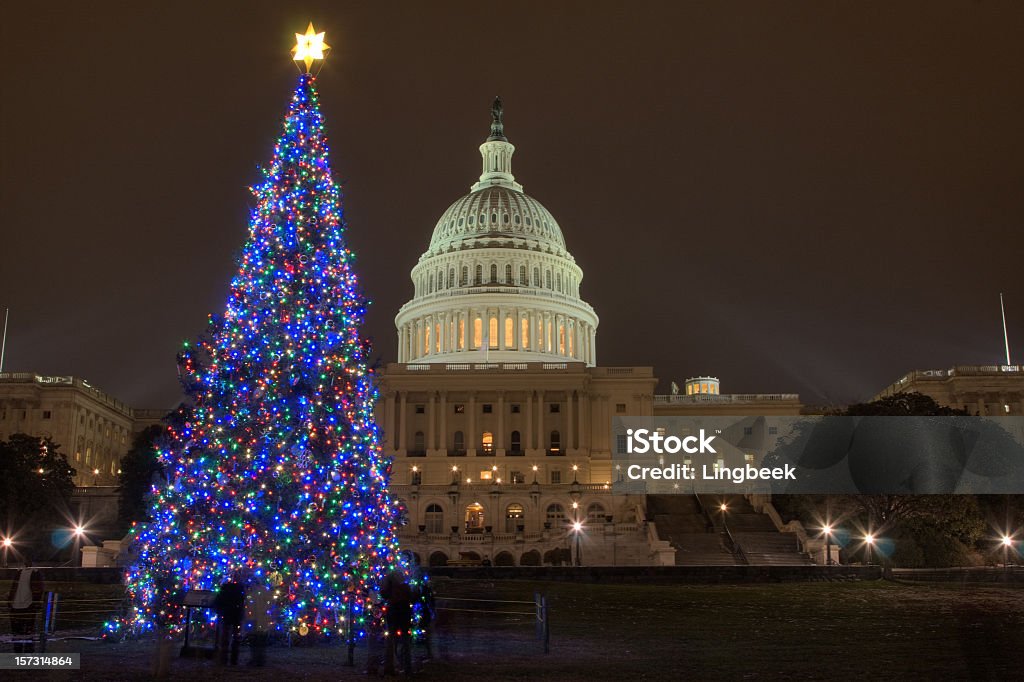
210, 566, 435, 675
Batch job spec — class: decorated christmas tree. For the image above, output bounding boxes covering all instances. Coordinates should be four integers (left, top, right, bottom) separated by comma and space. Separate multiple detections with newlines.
114, 25, 407, 639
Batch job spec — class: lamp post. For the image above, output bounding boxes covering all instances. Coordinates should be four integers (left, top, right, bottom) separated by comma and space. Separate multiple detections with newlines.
822, 524, 833, 566
2, 537, 11, 568
864, 533, 875, 565
1002, 535, 1014, 569
572, 520, 582, 567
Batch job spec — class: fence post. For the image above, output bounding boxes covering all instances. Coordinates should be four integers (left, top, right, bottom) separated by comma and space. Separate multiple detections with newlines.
535, 592, 549, 654
40, 591, 57, 652
542, 595, 549, 654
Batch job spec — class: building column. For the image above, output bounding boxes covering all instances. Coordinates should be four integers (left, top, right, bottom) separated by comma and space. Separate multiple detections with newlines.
439, 391, 448, 454
497, 392, 505, 454
580, 391, 590, 450
468, 392, 477, 456
427, 392, 436, 451
526, 390, 534, 451
384, 391, 396, 452
398, 390, 407, 454
498, 307, 505, 351
536, 389, 545, 453
566, 390, 574, 452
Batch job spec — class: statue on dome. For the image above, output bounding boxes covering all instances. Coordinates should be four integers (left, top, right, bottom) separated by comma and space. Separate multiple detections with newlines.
489, 96, 506, 140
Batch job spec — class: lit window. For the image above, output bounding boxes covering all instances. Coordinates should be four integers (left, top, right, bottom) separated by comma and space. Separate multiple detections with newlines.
481, 432, 494, 454
480, 470, 493, 481
505, 317, 514, 348
521, 317, 530, 349
473, 318, 482, 348
489, 317, 498, 349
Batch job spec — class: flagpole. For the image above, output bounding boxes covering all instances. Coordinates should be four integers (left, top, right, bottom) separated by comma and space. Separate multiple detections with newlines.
1000, 293, 1012, 366
0, 308, 8, 373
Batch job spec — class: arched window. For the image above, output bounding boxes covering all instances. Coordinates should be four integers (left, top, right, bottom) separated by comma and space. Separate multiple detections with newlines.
510, 430, 522, 454
461, 266, 468, 286
481, 431, 494, 455
587, 503, 608, 523
489, 316, 498, 349
546, 503, 565, 526
533, 268, 540, 287
490, 264, 498, 283
520, 317, 530, 349
519, 266, 527, 285
465, 503, 485, 531
504, 316, 514, 349
505, 503, 525, 533
453, 431, 465, 454
545, 270, 552, 289
413, 431, 425, 454
556, 272, 562, 292
448, 268, 455, 288
438, 271, 444, 290
505, 264, 513, 283
473, 317, 482, 348
429, 277, 434, 293
425, 503, 444, 534
475, 265, 483, 285
549, 430, 561, 453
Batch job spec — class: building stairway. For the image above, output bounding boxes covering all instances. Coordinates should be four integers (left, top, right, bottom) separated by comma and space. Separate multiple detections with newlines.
648, 494, 813, 566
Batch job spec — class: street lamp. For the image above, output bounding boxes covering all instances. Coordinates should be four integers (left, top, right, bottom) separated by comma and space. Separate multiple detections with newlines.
822, 524, 833, 566
2, 537, 11, 569
570, 499, 582, 566
1001, 535, 1014, 568
864, 533, 875, 565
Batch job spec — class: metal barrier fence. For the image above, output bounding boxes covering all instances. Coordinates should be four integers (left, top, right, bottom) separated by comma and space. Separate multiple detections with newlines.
433, 592, 549, 654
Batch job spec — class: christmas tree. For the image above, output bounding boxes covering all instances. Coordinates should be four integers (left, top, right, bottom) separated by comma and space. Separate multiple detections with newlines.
114, 27, 407, 640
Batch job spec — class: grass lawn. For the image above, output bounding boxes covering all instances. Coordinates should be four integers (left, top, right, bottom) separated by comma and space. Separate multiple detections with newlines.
3, 579, 1022, 680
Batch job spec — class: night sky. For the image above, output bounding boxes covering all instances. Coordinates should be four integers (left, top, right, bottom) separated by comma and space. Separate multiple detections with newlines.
2, 2, 1022, 410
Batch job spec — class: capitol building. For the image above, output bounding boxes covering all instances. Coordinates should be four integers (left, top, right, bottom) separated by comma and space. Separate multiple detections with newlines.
378, 101, 805, 567
4, 101, 1020, 568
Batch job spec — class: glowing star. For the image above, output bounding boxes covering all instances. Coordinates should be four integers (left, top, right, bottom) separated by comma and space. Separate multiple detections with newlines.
292, 22, 330, 72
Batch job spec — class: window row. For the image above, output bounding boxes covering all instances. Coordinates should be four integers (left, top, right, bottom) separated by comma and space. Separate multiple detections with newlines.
415, 262, 579, 297
410, 430, 562, 454
421, 501, 608, 534
401, 312, 592, 360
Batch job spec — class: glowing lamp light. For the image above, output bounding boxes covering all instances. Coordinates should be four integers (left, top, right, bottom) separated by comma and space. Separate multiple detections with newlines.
572, 521, 582, 532
720, 503, 728, 512
1002, 535, 1014, 547
532, 465, 538, 471
292, 22, 330, 73
2, 538, 12, 548
74, 525, 86, 536
822, 524, 832, 536
865, 533, 875, 545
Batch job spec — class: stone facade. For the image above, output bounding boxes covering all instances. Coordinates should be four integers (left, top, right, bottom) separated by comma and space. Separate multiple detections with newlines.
874, 365, 1024, 415
0, 373, 140, 486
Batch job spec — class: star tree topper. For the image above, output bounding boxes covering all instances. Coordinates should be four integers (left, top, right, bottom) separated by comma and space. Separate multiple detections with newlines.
292, 22, 330, 72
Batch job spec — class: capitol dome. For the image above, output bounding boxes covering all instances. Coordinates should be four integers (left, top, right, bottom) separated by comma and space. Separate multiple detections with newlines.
395, 99, 599, 365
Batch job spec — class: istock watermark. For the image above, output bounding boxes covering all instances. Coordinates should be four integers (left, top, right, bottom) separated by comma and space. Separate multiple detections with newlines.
611, 416, 1024, 495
